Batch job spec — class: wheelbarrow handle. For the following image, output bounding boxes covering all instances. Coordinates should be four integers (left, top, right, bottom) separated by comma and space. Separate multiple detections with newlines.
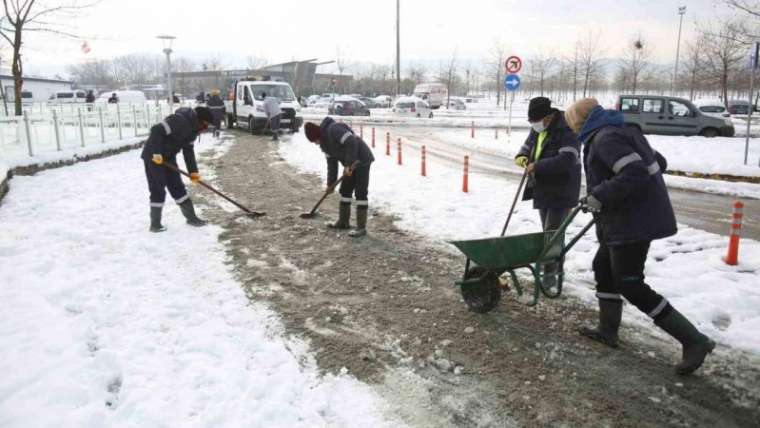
536, 206, 587, 262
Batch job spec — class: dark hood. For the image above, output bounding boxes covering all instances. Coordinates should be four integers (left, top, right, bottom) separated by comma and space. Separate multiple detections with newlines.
320, 116, 336, 139
577, 106, 624, 144
174, 107, 200, 142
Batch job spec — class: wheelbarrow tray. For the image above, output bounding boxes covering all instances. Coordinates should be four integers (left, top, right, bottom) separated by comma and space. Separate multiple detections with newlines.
450, 230, 564, 271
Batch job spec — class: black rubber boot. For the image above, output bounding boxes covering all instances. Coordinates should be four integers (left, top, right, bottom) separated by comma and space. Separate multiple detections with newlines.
579, 299, 622, 348
349, 205, 368, 238
272, 132, 279, 141
327, 201, 351, 229
150, 206, 167, 233
655, 309, 716, 375
178, 198, 207, 227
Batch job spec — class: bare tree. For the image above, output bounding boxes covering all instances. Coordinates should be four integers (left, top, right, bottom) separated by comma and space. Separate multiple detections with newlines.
245, 55, 267, 71
438, 52, 458, 109
529, 50, 558, 97
489, 41, 505, 106
577, 29, 605, 98
67, 59, 117, 89
114, 54, 157, 87
725, 0, 760, 17
618, 34, 652, 94
406, 62, 427, 84
0, 0, 97, 115
680, 40, 704, 101
701, 19, 746, 106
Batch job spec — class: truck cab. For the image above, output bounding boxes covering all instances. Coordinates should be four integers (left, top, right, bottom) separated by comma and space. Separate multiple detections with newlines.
226, 80, 303, 134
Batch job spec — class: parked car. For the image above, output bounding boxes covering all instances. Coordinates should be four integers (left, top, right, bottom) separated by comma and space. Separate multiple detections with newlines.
616, 95, 734, 137
727, 100, 759, 115
393, 96, 433, 118
694, 99, 731, 119
328, 96, 371, 116
373, 95, 392, 108
357, 96, 379, 108
447, 97, 466, 110
48, 90, 87, 104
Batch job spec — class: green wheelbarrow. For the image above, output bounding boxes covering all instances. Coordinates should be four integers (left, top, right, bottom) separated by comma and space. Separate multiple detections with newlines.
450, 206, 595, 313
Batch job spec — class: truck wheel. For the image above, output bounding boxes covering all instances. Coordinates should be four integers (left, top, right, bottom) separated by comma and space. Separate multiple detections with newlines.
248, 117, 259, 135
700, 127, 719, 138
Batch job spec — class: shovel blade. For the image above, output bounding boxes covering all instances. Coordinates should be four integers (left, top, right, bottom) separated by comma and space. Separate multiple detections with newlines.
299, 212, 318, 219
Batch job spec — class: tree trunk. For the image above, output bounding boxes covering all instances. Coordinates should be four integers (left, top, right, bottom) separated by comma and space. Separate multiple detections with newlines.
12, 27, 23, 116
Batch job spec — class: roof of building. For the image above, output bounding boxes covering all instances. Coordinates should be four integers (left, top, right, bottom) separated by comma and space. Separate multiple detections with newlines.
0, 74, 73, 84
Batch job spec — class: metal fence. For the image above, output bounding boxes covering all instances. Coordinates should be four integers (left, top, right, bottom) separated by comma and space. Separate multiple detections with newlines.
0, 103, 173, 159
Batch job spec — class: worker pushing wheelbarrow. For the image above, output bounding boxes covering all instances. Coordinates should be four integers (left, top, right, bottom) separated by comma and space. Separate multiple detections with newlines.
450, 205, 595, 313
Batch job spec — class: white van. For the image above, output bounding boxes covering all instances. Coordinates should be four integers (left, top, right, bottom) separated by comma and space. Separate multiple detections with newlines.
413, 83, 447, 109
393, 96, 433, 118
225, 80, 303, 134
48, 90, 87, 104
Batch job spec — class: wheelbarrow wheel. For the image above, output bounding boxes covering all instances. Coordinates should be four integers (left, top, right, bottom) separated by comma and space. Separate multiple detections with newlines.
461, 266, 501, 313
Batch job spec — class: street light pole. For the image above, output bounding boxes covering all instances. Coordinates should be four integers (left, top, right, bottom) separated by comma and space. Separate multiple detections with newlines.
672, 6, 686, 95
395, 0, 400, 97
157, 35, 176, 111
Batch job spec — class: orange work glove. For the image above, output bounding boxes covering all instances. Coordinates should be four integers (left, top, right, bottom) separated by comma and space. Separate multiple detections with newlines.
190, 172, 201, 184
152, 154, 163, 165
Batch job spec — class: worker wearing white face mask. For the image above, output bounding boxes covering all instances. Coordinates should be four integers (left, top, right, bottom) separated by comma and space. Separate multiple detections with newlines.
513, 97, 582, 289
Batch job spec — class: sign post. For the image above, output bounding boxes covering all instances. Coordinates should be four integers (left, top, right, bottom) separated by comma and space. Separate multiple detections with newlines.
504, 72, 521, 142
746, 42, 759, 165
504, 55, 522, 142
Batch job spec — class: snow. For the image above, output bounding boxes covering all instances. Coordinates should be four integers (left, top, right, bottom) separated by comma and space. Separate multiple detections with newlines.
279, 131, 760, 354
0, 134, 399, 427
647, 135, 760, 177
380, 127, 760, 197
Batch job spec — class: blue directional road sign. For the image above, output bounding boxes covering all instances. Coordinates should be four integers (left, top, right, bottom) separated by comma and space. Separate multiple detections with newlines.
504, 74, 521, 92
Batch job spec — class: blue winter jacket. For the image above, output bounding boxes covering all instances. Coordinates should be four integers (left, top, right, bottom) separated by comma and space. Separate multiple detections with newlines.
319, 117, 375, 186
580, 106, 677, 246
140, 107, 200, 173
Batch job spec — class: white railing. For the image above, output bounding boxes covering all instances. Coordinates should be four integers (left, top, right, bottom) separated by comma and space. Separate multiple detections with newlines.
0, 103, 173, 159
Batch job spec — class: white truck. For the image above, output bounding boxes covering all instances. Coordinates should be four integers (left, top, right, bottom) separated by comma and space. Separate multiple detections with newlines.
225, 79, 303, 134
413, 83, 447, 110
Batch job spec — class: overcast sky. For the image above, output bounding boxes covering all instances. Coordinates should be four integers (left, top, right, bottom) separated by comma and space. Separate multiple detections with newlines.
10, 0, 738, 77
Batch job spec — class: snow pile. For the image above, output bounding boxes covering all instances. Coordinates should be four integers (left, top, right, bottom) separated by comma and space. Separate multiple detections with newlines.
0, 138, 398, 426
279, 132, 760, 354
647, 136, 760, 177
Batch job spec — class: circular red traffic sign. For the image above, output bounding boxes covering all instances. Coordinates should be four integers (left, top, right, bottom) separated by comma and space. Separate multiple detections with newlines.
505, 55, 522, 74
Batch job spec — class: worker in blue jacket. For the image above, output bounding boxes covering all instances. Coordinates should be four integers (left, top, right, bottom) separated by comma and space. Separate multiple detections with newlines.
565, 98, 715, 376
141, 106, 214, 232
304, 117, 375, 237
514, 97, 581, 289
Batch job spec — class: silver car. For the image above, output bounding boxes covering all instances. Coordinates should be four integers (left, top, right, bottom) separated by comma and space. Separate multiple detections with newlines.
616, 95, 734, 138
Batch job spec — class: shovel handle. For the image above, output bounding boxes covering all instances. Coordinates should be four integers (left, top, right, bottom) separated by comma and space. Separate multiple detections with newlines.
306, 161, 360, 216
162, 162, 258, 216
501, 168, 528, 237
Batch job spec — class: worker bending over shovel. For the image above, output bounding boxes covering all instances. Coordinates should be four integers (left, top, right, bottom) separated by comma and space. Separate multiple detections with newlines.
304, 117, 375, 237
141, 106, 214, 232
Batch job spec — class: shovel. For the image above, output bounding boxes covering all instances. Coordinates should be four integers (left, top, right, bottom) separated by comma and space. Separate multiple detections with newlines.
500, 168, 529, 236
163, 162, 266, 217
300, 161, 359, 219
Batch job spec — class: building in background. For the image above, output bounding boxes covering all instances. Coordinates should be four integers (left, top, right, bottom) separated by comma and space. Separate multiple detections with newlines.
0, 75, 74, 103
170, 59, 352, 99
